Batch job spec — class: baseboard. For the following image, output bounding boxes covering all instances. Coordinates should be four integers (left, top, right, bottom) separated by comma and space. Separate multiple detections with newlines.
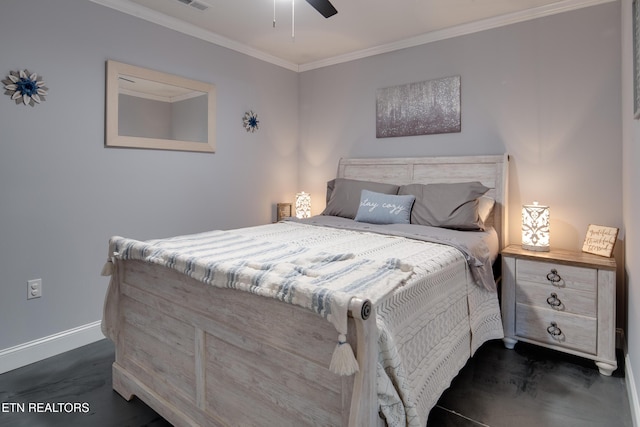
621, 328, 639, 427
626, 352, 640, 427
614, 328, 639, 426
0, 321, 105, 375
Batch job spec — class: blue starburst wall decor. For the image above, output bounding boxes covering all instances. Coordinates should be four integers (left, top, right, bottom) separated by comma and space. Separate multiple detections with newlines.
242, 110, 259, 133
3, 69, 48, 107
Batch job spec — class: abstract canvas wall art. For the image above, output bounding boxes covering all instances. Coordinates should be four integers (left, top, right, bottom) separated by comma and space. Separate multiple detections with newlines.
376, 75, 460, 138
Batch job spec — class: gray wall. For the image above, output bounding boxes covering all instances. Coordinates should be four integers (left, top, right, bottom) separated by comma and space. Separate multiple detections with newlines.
0, 0, 299, 350
299, 3, 622, 252
172, 95, 208, 143
119, 94, 172, 139
298, 1, 624, 328
622, 0, 640, 411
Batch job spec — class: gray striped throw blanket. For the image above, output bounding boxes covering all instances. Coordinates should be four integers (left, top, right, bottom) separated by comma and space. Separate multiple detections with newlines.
103, 228, 415, 375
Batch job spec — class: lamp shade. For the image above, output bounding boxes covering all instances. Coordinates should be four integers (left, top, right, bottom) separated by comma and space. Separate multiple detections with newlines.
295, 191, 311, 218
522, 202, 550, 251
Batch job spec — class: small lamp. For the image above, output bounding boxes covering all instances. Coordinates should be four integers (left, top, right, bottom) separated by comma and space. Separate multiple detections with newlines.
522, 202, 550, 251
295, 191, 311, 218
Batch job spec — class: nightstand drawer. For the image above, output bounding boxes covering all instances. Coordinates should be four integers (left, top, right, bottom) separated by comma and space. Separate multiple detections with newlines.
515, 304, 597, 354
515, 282, 596, 317
516, 259, 597, 293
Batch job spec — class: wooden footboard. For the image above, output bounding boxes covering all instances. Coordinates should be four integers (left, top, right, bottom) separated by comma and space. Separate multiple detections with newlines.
104, 259, 378, 427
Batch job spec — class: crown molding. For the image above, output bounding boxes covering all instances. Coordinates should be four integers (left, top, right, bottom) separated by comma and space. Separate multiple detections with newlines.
298, 0, 617, 71
88, 0, 300, 72
90, 0, 616, 73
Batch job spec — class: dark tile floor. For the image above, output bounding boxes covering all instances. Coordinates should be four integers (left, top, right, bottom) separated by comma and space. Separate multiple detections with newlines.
0, 338, 632, 426
427, 341, 632, 427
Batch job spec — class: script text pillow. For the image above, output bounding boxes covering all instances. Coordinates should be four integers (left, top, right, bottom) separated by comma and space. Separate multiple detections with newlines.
322, 178, 399, 219
354, 190, 415, 224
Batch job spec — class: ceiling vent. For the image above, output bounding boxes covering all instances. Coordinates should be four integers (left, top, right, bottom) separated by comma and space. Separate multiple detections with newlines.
176, 0, 210, 12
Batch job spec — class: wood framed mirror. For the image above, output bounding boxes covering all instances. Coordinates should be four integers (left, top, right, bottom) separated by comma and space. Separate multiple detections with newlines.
105, 60, 216, 153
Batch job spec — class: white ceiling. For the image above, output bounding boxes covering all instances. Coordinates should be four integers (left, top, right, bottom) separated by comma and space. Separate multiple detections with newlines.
91, 0, 613, 71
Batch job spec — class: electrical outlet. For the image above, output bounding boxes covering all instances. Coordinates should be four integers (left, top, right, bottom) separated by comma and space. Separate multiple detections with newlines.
27, 279, 42, 299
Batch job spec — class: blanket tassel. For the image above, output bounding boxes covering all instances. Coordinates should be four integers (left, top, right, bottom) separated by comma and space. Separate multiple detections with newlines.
101, 259, 114, 277
329, 334, 359, 376
101, 252, 118, 277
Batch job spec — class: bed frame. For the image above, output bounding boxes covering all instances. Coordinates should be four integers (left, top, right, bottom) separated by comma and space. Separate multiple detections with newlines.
102, 154, 509, 427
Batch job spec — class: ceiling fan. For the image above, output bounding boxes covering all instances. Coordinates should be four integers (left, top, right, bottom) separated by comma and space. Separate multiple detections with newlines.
272, 0, 336, 38
305, 0, 337, 18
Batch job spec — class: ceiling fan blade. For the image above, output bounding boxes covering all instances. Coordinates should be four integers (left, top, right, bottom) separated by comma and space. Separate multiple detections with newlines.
305, 0, 337, 18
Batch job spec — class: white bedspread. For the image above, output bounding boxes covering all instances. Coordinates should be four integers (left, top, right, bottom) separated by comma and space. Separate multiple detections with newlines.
103, 220, 503, 427
234, 221, 504, 426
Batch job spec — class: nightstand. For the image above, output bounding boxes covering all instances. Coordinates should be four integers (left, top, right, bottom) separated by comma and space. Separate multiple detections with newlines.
501, 244, 617, 375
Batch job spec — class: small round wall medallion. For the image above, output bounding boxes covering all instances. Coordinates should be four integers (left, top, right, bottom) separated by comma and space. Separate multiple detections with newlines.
3, 69, 48, 107
242, 110, 259, 133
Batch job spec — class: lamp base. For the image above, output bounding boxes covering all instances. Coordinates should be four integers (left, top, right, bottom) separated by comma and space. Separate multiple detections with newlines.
522, 244, 550, 252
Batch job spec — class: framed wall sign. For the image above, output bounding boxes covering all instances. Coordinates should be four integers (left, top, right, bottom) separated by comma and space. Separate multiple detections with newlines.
582, 224, 619, 257
276, 203, 292, 222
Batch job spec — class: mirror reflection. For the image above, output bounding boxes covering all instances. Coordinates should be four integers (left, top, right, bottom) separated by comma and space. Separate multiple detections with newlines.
118, 75, 208, 143
106, 60, 216, 153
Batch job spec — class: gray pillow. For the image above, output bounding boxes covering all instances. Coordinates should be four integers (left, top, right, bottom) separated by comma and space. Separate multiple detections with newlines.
323, 178, 399, 219
398, 182, 490, 230
354, 190, 415, 224
477, 196, 496, 227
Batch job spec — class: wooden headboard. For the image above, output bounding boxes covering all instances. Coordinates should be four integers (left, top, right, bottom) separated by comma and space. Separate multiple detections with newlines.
336, 154, 510, 249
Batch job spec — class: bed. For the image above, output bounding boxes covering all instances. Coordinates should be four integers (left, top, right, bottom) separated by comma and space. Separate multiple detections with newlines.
101, 154, 509, 427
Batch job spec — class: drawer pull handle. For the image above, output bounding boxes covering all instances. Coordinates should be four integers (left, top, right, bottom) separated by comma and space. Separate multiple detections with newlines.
546, 293, 562, 309
546, 269, 562, 285
547, 321, 562, 339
